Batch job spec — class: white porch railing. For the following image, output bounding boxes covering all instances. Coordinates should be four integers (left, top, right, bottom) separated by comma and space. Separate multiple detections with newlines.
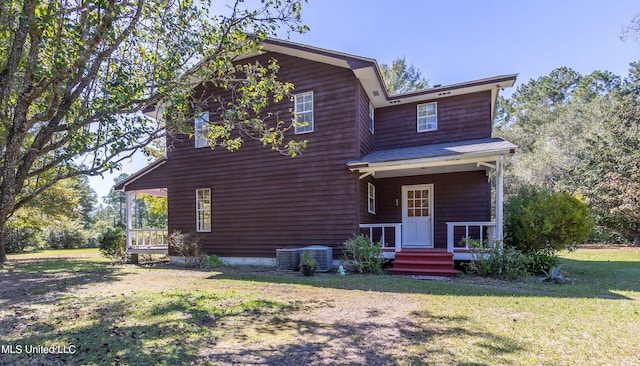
446, 222, 497, 260
359, 223, 402, 257
128, 228, 169, 248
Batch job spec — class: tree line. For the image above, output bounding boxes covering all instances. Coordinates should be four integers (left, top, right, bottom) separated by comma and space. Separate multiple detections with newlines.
3, 172, 167, 254
495, 64, 640, 245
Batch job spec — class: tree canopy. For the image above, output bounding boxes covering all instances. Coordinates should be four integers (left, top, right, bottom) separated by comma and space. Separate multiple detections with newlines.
495, 64, 640, 245
379, 57, 429, 95
0, 0, 308, 262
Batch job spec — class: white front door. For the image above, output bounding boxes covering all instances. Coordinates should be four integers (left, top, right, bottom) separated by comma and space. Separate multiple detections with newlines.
402, 184, 434, 248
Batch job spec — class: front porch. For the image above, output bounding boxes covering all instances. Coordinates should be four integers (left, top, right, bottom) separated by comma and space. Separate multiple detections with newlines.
360, 221, 499, 261
350, 138, 515, 276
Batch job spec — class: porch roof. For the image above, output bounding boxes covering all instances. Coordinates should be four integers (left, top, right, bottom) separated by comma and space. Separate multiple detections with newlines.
113, 158, 168, 196
347, 138, 516, 178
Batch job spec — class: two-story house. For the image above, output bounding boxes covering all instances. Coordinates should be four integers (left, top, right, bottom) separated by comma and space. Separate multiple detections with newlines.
115, 38, 517, 276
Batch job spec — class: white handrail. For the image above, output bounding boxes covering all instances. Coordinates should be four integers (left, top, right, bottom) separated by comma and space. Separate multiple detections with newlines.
129, 228, 168, 248
359, 223, 402, 252
446, 222, 496, 253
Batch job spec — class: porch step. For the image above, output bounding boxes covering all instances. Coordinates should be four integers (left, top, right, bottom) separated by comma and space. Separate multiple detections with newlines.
387, 251, 462, 277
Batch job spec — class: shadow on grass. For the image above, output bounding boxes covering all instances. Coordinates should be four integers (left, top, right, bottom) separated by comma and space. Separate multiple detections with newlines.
558, 257, 640, 294
0, 260, 526, 365
194, 309, 522, 365
0, 258, 122, 306
203, 254, 640, 301
2, 288, 371, 365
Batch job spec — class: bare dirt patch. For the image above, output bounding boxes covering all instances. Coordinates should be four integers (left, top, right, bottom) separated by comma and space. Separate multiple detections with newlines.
3, 249, 640, 365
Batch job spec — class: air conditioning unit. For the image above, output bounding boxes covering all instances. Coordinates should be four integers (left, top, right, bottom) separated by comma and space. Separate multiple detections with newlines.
276, 248, 300, 271
300, 245, 333, 272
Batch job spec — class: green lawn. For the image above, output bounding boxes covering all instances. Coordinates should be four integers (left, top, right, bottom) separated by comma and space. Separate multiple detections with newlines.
1, 247, 639, 365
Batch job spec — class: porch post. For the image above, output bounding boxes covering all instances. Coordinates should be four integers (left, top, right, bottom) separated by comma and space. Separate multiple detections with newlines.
126, 191, 133, 250
496, 155, 504, 249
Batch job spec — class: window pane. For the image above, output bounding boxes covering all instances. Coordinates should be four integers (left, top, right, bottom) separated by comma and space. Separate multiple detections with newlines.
196, 189, 211, 231
295, 92, 313, 134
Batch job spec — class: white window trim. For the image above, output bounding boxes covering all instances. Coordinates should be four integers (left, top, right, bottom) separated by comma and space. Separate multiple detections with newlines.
195, 111, 209, 148
196, 188, 211, 232
417, 102, 437, 132
368, 101, 375, 134
294, 91, 314, 134
368, 182, 376, 214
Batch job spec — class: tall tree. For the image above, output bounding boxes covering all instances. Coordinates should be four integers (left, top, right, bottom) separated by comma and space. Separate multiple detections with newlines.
496, 63, 640, 245
379, 57, 429, 94
0, 0, 308, 262
102, 174, 129, 229
579, 93, 640, 245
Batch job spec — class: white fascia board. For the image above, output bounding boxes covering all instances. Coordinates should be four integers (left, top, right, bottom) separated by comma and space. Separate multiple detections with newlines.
381, 78, 516, 108
351, 150, 512, 174
262, 43, 352, 68
353, 67, 387, 107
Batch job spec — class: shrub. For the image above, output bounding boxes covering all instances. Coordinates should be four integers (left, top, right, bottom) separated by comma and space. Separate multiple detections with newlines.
340, 234, 383, 274
201, 254, 225, 268
99, 227, 127, 264
525, 249, 560, 273
43, 219, 88, 249
3, 225, 42, 253
466, 244, 530, 281
504, 186, 594, 252
168, 230, 200, 267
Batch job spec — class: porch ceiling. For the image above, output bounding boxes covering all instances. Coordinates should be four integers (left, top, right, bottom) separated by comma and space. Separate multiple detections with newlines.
130, 188, 168, 198
348, 138, 516, 178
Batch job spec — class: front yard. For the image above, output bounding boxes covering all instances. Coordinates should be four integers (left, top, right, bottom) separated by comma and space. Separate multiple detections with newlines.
1, 247, 639, 365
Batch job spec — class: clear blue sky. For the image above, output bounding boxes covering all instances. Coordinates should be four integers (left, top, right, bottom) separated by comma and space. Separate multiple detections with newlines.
89, 0, 640, 200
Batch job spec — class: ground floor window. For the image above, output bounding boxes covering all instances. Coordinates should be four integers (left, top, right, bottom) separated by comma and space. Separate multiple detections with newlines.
196, 188, 211, 232
368, 182, 376, 214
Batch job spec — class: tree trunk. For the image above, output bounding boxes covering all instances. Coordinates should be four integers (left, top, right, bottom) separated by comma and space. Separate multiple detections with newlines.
0, 224, 7, 263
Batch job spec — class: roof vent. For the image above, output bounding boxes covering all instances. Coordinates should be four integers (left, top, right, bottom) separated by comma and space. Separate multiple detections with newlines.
372, 90, 380, 96
433, 84, 442, 88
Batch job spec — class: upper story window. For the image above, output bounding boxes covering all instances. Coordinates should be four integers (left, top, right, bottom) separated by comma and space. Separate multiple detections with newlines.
417, 102, 437, 132
195, 111, 209, 148
368, 182, 376, 214
196, 188, 211, 232
294, 91, 314, 134
368, 101, 375, 134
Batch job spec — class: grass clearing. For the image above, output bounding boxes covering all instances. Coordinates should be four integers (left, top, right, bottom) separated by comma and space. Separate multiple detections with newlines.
0, 247, 639, 365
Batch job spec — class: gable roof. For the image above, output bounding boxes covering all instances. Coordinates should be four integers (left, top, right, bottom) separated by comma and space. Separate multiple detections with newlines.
258, 38, 517, 116
145, 39, 517, 121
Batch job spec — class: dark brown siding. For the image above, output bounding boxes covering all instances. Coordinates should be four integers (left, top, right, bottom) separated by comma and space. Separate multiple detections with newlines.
166, 52, 361, 257
357, 84, 376, 157
374, 171, 491, 249
355, 85, 377, 228
358, 176, 377, 225
374, 91, 492, 150
123, 163, 168, 191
